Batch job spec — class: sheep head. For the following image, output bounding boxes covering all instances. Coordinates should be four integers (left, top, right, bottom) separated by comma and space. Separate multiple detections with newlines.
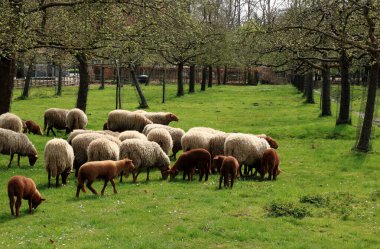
265, 136, 278, 149
168, 113, 179, 122
31, 192, 45, 209
28, 155, 38, 166
160, 164, 170, 180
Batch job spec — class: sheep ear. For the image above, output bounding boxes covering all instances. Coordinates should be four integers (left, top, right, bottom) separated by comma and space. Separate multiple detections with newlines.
213, 156, 220, 160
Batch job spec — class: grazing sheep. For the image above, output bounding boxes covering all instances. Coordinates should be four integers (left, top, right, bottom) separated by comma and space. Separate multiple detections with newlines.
142, 124, 185, 160
181, 131, 214, 152
65, 108, 88, 133
0, 128, 38, 167
224, 133, 270, 177
188, 127, 223, 134
140, 111, 179, 125
212, 155, 225, 173
147, 128, 173, 155
24, 120, 43, 135
71, 133, 121, 176
67, 129, 119, 144
22, 120, 27, 133
8, 175, 45, 217
259, 148, 281, 181
119, 130, 147, 142
215, 156, 239, 189
119, 139, 170, 182
87, 138, 120, 162
169, 148, 211, 181
44, 108, 69, 136
44, 138, 74, 188
107, 110, 153, 132
0, 112, 23, 133
256, 134, 279, 149
76, 158, 135, 197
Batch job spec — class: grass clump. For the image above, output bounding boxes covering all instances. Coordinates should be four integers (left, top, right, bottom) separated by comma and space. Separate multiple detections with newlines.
265, 201, 311, 219
299, 194, 330, 207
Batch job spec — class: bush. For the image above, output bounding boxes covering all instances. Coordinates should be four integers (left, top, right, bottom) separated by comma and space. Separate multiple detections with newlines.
299, 194, 329, 207
265, 201, 311, 219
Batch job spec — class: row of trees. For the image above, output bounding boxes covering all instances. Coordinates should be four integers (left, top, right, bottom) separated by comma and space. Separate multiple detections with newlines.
0, 0, 379, 152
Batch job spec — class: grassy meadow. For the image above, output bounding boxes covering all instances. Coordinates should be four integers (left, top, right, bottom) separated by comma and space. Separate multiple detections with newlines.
0, 83, 379, 248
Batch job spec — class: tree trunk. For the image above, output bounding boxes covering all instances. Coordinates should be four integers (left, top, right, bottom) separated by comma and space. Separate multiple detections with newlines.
177, 62, 184, 96
253, 69, 259, 85
189, 64, 195, 93
355, 61, 379, 152
0, 56, 15, 114
223, 65, 227, 84
305, 71, 315, 104
321, 62, 332, 116
201, 66, 207, 91
130, 64, 148, 108
99, 65, 105, 89
75, 53, 90, 113
247, 69, 254, 85
21, 60, 34, 99
217, 66, 221, 85
56, 64, 63, 96
336, 50, 351, 125
208, 65, 213, 88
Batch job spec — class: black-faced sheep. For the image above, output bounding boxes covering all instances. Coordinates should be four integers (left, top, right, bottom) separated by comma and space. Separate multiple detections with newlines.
119, 139, 170, 183
76, 158, 135, 197
44, 138, 74, 188
169, 148, 211, 181
0, 112, 23, 133
44, 108, 69, 136
0, 128, 38, 167
8, 175, 45, 217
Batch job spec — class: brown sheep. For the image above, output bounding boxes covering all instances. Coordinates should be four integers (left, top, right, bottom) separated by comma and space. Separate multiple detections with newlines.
169, 148, 211, 181
216, 156, 239, 189
25, 120, 43, 135
7, 175, 45, 217
212, 154, 225, 173
76, 158, 135, 197
259, 148, 281, 180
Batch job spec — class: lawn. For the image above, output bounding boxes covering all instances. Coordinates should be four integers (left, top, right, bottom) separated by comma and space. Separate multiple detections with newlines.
0, 83, 379, 249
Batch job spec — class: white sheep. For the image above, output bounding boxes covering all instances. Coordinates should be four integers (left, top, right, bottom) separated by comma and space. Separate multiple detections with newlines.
44, 108, 69, 136
138, 111, 179, 125
188, 127, 223, 134
118, 130, 147, 142
142, 124, 185, 160
147, 128, 173, 155
107, 110, 153, 132
67, 129, 120, 144
119, 139, 170, 182
0, 113, 23, 133
224, 133, 270, 177
0, 128, 38, 167
181, 131, 215, 152
44, 138, 74, 188
71, 133, 121, 176
65, 108, 88, 133
87, 138, 120, 162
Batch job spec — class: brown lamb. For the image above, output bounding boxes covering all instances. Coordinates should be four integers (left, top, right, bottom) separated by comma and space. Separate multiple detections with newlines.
169, 148, 211, 181
76, 158, 135, 197
217, 156, 240, 189
25, 120, 43, 135
7, 175, 45, 217
212, 155, 225, 173
259, 148, 281, 180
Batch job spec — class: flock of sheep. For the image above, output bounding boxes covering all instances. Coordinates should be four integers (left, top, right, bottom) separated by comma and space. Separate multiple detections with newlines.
0, 108, 281, 217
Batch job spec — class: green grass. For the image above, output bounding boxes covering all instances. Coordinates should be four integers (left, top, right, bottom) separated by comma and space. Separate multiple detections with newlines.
1, 83, 379, 248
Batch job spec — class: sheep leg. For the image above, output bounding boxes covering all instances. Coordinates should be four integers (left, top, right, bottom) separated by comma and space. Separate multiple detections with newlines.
56, 174, 60, 187
238, 164, 243, 179
219, 175, 223, 189
48, 170, 51, 188
76, 184, 83, 198
28, 198, 32, 214
50, 127, 56, 137
205, 167, 209, 181
110, 179, 117, 194
101, 180, 109, 195
86, 181, 98, 195
17, 154, 21, 167
199, 169, 204, 181
190, 168, 195, 181
8, 154, 14, 168
146, 167, 150, 181
9, 195, 15, 216
243, 164, 248, 175
224, 173, 229, 188
182, 170, 186, 180
119, 173, 123, 183
15, 196, 22, 217
133, 170, 141, 183
231, 173, 235, 189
